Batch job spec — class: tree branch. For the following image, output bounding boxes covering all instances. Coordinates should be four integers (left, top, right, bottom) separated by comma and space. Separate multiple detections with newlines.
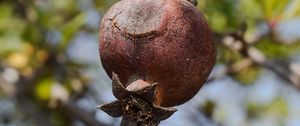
220, 29, 300, 89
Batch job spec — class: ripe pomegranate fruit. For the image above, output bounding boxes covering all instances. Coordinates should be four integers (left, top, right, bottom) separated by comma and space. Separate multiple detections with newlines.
99, 0, 216, 107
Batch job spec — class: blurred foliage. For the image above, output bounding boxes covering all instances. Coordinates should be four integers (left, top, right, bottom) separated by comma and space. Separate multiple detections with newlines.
199, 100, 216, 118
0, 0, 108, 125
199, 0, 300, 85
246, 98, 289, 119
255, 37, 300, 59
0, 0, 300, 126
233, 65, 262, 84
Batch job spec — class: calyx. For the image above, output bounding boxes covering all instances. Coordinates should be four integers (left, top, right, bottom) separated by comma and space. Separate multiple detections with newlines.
97, 73, 177, 126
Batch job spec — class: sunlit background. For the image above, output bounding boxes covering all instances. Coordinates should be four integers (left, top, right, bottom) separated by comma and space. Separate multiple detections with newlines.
0, 0, 300, 126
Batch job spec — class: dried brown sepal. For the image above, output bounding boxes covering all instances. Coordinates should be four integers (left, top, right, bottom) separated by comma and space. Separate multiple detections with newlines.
152, 105, 177, 121
134, 83, 157, 103
97, 101, 123, 117
112, 72, 130, 99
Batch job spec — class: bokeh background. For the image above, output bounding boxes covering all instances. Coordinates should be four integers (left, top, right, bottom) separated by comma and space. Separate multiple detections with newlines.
1, 0, 300, 126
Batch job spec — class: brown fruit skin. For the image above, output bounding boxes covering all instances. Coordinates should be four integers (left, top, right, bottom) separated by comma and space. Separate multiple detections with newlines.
99, 0, 216, 107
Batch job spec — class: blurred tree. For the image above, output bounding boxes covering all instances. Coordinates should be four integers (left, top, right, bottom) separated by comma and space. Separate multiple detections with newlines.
0, 0, 300, 126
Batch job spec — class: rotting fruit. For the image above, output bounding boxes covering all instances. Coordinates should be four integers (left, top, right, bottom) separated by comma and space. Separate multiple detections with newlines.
99, 0, 216, 107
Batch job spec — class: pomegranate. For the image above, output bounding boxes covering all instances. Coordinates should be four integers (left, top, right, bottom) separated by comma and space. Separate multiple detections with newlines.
99, 0, 215, 107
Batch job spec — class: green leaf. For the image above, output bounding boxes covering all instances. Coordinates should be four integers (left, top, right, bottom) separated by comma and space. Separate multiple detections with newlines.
273, 0, 290, 17
50, 111, 69, 126
283, 0, 300, 20
256, 0, 291, 20
95, 0, 119, 12
34, 78, 53, 101
233, 65, 262, 85
0, 36, 23, 54
60, 13, 86, 50
255, 38, 300, 59
218, 44, 243, 63
210, 12, 227, 32
0, 4, 12, 20
246, 98, 288, 119
0, 12, 26, 36
199, 0, 240, 32
265, 98, 288, 117
22, 24, 43, 44
238, 0, 263, 20
53, 0, 72, 10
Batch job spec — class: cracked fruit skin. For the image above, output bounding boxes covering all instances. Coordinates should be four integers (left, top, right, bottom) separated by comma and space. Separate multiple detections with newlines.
99, 0, 216, 107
